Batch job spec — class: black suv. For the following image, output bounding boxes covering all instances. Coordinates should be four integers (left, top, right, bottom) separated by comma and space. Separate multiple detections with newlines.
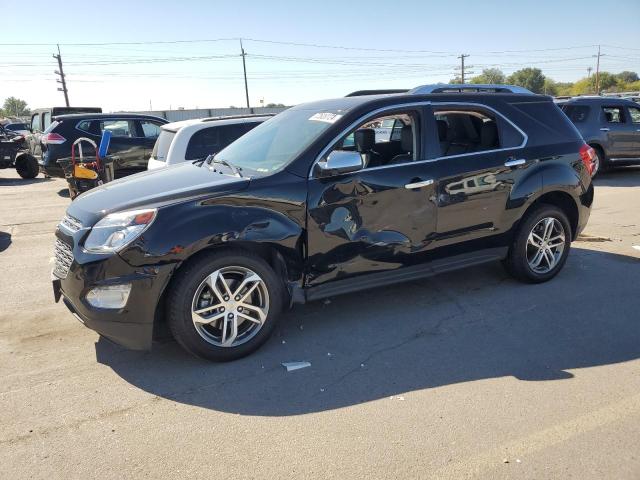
37, 113, 167, 178
560, 97, 640, 176
52, 85, 594, 361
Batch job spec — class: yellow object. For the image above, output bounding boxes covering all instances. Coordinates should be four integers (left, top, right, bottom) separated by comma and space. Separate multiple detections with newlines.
74, 165, 98, 180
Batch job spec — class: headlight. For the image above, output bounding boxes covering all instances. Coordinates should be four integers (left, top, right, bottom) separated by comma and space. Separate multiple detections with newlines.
84, 208, 157, 253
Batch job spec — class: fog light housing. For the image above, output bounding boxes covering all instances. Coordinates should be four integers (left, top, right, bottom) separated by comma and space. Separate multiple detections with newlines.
85, 284, 132, 309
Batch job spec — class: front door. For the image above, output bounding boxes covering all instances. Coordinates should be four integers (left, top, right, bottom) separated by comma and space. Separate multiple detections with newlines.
306, 107, 437, 287
601, 105, 636, 159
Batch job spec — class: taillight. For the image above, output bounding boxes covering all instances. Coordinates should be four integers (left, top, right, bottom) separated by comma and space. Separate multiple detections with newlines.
42, 132, 66, 145
579, 144, 595, 176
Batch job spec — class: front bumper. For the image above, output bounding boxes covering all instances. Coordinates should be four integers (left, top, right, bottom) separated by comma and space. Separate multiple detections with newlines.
53, 228, 176, 350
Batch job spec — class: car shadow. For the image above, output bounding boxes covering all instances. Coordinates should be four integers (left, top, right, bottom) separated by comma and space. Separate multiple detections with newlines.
0, 177, 51, 186
594, 166, 640, 187
0, 231, 11, 253
95, 246, 640, 416
57, 188, 70, 198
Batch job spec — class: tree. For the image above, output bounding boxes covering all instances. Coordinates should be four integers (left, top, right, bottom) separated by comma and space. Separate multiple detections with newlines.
2, 97, 30, 117
616, 71, 639, 84
470, 68, 505, 84
506, 68, 546, 94
265, 103, 285, 108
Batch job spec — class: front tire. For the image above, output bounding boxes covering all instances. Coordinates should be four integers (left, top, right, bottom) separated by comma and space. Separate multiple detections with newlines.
503, 204, 572, 283
15, 155, 38, 179
167, 250, 286, 361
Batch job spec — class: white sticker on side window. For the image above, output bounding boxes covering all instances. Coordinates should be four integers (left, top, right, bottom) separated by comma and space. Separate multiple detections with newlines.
309, 112, 343, 123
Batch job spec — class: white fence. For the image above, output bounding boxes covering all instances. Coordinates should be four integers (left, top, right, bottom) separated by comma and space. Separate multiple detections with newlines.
130, 106, 288, 122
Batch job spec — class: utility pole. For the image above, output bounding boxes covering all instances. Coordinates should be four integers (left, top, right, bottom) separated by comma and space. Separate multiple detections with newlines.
240, 39, 250, 110
587, 66, 593, 78
53, 44, 69, 107
595, 45, 602, 95
457, 54, 470, 83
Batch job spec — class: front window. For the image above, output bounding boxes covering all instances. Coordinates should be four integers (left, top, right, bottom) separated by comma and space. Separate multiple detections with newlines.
213, 109, 340, 174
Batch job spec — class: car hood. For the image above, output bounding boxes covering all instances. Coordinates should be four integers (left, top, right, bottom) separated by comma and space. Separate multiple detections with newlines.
67, 162, 250, 226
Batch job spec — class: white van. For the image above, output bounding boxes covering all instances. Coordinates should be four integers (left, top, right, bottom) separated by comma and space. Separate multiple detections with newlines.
147, 114, 271, 170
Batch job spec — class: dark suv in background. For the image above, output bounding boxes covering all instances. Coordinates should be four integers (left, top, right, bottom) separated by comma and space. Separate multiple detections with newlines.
38, 113, 167, 178
560, 97, 640, 176
53, 84, 594, 361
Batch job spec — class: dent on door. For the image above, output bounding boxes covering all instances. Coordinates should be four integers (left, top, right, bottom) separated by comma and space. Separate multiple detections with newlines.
307, 171, 437, 285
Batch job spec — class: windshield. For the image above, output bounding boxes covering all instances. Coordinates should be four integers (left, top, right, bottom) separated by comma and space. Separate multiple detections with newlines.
152, 129, 176, 161
213, 108, 342, 174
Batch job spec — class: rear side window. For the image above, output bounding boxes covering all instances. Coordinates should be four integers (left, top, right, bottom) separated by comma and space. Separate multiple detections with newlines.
433, 106, 523, 157
151, 130, 176, 161
602, 107, 624, 123
627, 106, 640, 123
185, 124, 256, 160
100, 120, 134, 137
561, 105, 590, 123
77, 120, 100, 135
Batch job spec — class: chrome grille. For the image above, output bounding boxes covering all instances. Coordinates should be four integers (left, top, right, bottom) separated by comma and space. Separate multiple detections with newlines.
59, 214, 82, 233
53, 239, 73, 279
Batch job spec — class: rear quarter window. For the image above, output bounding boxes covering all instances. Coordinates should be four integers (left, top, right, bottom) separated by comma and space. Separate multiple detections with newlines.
561, 105, 590, 124
152, 129, 176, 161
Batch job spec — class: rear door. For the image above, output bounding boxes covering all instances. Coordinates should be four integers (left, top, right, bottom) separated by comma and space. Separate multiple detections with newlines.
625, 105, 640, 155
601, 105, 636, 159
429, 103, 528, 248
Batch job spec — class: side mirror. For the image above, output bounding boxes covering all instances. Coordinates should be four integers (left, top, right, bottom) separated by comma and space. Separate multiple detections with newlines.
315, 150, 363, 177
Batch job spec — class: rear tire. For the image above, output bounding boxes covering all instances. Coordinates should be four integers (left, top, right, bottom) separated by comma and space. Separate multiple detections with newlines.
15, 155, 38, 179
590, 145, 607, 177
502, 204, 572, 283
167, 250, 286, 361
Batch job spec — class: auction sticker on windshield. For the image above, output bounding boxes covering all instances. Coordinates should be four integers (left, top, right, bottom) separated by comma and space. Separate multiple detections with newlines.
309, 112, 343, 123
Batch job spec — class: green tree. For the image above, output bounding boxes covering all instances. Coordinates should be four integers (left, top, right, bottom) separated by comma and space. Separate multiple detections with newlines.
2, 97, 30, 117
470, 68, 505, 84
616, 71, 639, 84
506, 68, 546, 94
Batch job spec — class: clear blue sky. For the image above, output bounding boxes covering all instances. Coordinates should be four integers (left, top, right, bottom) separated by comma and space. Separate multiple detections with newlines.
1, 0, 639, 111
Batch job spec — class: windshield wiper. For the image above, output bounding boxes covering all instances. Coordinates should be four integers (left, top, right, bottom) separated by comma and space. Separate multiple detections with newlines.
205, 154, 243, 177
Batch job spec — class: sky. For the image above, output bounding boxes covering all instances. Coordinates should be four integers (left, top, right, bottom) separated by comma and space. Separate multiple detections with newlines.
1, 0, 639, 112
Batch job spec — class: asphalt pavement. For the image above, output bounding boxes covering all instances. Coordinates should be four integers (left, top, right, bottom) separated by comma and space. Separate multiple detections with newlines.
1, 168, 639, 479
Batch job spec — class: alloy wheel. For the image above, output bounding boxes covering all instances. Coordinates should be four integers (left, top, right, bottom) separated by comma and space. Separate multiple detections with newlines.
526, 217, 566, 274
191, 266, 269, 347
591, 151, 600, 177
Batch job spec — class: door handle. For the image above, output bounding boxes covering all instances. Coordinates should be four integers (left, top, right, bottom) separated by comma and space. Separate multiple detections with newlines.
504, 158, 526, 167
405, 179, 434, 189
600, 127, 610, 132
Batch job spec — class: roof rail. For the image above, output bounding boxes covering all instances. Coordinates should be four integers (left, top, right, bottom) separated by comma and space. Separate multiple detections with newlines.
346, 89, 409, 97
202, 113, 277, 122
410, 84, 534, 95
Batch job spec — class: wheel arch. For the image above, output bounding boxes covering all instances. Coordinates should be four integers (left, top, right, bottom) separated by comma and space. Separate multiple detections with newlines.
522, 190, 579, 240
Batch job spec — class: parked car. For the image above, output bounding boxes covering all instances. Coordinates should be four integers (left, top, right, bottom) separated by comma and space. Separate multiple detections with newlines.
37, 113, 168, 178
4, 122, 30, 137
559, 97, 640, 176
27, 107, 102, 163
0, 125, 33, 178
147, 114, 271, 170
52, 84, 594, 361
